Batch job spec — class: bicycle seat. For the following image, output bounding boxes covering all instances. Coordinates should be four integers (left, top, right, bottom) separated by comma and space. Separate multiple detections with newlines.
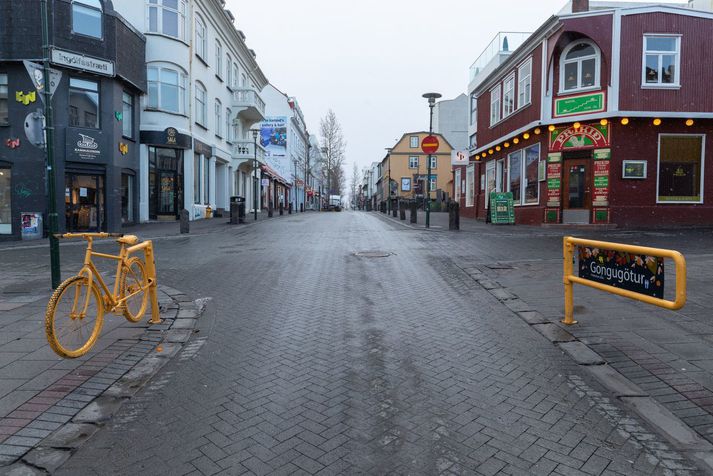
117, 235, 139, 245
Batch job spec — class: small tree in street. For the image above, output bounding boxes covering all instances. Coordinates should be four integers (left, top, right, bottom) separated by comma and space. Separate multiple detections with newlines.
319, 109, 346, 197
349, 162, 359, 209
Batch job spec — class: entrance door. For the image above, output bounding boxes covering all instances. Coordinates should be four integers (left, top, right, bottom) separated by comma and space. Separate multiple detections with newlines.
65, 174, 105, 232
158, 171, 177, 215
149, 147, 183, 220
562, 158, 591, 224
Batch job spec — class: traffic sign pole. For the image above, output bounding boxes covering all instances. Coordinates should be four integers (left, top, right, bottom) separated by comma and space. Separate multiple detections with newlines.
421, 134, 439, 229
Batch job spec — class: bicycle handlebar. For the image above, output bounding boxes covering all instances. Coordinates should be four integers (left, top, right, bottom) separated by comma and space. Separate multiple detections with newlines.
54, 233, 124, 240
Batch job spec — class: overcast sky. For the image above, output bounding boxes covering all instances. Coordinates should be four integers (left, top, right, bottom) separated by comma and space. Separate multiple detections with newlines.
225, 0, 684, 179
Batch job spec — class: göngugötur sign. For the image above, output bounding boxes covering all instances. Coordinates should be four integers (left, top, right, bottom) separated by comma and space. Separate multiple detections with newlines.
577, 247, 665, 299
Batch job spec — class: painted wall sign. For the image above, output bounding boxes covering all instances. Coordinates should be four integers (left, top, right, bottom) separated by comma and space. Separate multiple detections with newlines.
578, 246, 665, 299
549, 123, 610, 152
554, 91, 605, 117
16, 91, 36, 105
139, 127, 191, 149
489, 192, 515, 224
115, 111, 123, 121
546, 153, 562, 206
5, 138, 20, 149
118, 142, 128, 155
23, 61, 61, 102
50, 48, 115, 77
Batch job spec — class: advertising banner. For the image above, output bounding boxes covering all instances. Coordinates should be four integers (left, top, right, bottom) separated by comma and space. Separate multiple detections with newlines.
260, 117, 289, 180
578, 247, 665, 298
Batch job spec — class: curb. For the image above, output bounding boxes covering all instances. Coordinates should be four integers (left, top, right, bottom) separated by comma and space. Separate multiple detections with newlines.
0, 285, 204, 475
454, 261, 713, 474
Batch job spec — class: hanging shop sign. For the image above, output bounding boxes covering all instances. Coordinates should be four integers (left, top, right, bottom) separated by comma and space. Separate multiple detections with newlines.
66, 129, 107, 162
139, 127, 192, 149
549, 123, 609, 152
578, 246, 665, 299
451, 150, 469, 166
554, 91, 605, 117
489, 192, 515, 224
50, 47, 115, 77
261, 178, 270, 187
546, 153, 562, 207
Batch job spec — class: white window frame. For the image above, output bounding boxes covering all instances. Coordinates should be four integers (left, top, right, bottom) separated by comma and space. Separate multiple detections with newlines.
215, 40, 222, 79
122, 91, 133, 139
656, 133, 705, 204
146, 64, 188, 114
455, 168, 462, 201
469, 93, 477, 127
226, 53, 232, 87
215, 99, 222, 138
518, 58, 532, 108
194, 15, 207, 61
507, 144, 540, 206
233, 64, 240, 89
429, 156, 437, 170
466, 164, 475, 207
410, 136, 419, 148
503, 74, 515, 118
559, 40, 601, 94
409, 156, 419, 168
225, 107, 232, 142
195, 82, 207, 127
146, 0, 186, 41
642, 34, 681, 88
490, 84, 501, 125
485, 161, 495, 209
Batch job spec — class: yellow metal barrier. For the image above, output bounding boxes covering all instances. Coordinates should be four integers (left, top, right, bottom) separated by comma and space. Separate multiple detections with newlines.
563, 236, 686, 325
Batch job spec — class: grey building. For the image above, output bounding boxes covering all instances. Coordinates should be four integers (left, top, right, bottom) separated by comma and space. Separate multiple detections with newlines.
0, 0, 145, 240
433, 93, 468, 152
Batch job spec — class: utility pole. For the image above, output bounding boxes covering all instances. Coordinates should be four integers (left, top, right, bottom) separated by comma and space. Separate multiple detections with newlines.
252, 129, 259, 220
41, 0, 60, 289
305, 141, 310, 210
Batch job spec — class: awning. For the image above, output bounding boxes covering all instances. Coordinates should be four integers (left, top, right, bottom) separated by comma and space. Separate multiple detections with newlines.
260, 164, 290, 186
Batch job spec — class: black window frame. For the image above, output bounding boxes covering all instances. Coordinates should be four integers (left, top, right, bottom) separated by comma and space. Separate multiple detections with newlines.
0, 73, 8, 126
71, 0, 104, 40
69, 76, 101, 129
122, 91, 134, 139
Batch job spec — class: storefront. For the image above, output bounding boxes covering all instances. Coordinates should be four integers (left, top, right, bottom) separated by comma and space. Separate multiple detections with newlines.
260, 164, 290, 211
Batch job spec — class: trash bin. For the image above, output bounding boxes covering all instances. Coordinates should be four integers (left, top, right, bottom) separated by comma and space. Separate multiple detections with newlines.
230, 197, 246, 224
21, 212, 43, 240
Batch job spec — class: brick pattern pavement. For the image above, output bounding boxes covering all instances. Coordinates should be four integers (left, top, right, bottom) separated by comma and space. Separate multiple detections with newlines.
56, 212, 701, 474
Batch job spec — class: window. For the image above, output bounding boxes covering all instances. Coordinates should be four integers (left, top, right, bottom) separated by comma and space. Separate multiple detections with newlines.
507, 144, 540, 205
490, 85, 501, 125
469, 134, 477, 149
454, 168, 461, 201
121, 173, 135, 224
466, 164, 475, 207
195, 82, 207, 127
410, 136, 419, 148
561, 41, 600, 92
233, 65, 240, 89
225, 107, 231, 142
518, 59, 532, 107
193, 153, 201, 204
657, 135, 704, 203
203, 157, 210, 204
429, 175, 437, 192
503, 74, 515, 118
0, 167, 10, 234
226, 53, 232, 86
72, 0, 102, 39
485, 161, 495, 208
0, 74, 8, 125
429, 156, 437, 169
122, 91, 133, 138
147, 65, 187, 114
215, 99, 222, 138
643, 35, 680, 86
241, 73, 247, 88
409, 156, 419, 168
147, 0, 186, 40
469, 93, 477, 127
195, 15, 206, 60
215, 41, 222, 79
69, 78, 99, 128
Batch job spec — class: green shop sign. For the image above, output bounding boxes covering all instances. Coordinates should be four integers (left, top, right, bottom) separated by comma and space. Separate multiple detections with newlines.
555, 91, 605, 117
489, 192, 515, 225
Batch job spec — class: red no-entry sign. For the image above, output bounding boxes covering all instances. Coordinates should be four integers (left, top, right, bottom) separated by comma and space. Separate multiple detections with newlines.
421, 135, 439, 154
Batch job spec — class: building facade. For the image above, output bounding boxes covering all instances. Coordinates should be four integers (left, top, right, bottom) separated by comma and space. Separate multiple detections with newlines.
0, 0, 145, 240
433, 93, 469, 152
459, 2, 713, 226
113, 0, 268, 222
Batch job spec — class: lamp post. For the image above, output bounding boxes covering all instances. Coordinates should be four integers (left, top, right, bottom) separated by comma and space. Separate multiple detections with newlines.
305, 141, 310, 211
251, 128, 259, 221
422, 92, 441, 229
322, 146, 329, 208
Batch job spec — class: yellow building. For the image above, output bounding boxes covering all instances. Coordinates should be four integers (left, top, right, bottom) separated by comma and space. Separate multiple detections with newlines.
380, 132, 453, 204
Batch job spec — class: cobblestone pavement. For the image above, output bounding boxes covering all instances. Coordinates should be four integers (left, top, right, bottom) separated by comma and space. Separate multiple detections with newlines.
55, 211, 703, 475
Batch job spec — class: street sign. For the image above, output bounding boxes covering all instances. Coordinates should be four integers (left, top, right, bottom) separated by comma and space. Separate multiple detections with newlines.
23, 61, 62, 103
421, 135, 439, 154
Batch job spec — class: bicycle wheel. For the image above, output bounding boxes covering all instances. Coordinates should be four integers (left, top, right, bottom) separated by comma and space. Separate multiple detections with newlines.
45, 276, 104, 359
121, 257, 149, 323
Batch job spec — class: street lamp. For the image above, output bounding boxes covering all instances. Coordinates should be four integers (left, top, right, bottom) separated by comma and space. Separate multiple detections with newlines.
422, 92, 441, 229
251, 128, 259, 221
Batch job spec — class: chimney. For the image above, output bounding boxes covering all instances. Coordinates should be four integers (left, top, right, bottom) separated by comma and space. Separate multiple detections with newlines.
572, 0, 589, 12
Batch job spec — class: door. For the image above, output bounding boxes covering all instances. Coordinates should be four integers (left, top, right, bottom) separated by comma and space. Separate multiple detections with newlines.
562, 158, 591, 224
65, 174, 105, 232
158, 171, 177, 215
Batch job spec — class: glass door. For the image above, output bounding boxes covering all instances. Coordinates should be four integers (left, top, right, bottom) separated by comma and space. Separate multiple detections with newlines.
159, 172, 176, 215
65, 174, 105, 232
562, 158, 591, 224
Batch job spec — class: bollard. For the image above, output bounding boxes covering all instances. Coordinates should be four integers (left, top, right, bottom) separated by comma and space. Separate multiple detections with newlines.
392, 202, 397, 217
230, 202, 239, 225
180, 209, 190, 234
238, 203, 246, 224
400, 201, 406, 220
449, 200, 460, 231
410, 200, 417, 224
300, 203, 304, 212
268, 205, 273, 218
288, 203, 292, 215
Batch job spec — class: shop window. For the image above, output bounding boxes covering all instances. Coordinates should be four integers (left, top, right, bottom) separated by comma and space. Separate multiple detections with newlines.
203, 157, 210, 204
466, 164, 475, 207
121, 173, 135, 224
454, 168, 461, 201
195, 82, 207, 127
560, 40, 600, 93
0, 167, 10, 234
410, 136, 419, 148
485, 161, 496, 208
508, 149, 523, 203
657, 135, 703, 203
147, 0, 186, 40
215, 40, 222, 79
69, 77, 99, 129
409, 156, 418, 168
518, 59, 532, 108
72, 0, 102, 39
147, 64, 187, 114
503, 74, 515, 118
0, 74, 8, 126
122, 91, 133, 138
643, 35, 680, 86
193, 153, 201, 205
215, 99, 222, 138
508, 144, 540, 205
490, 84, 501, 125
194, 15, 206, 61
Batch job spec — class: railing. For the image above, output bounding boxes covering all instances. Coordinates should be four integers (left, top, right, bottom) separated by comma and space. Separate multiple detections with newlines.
231, 140, 265, 162
468, 32, 532, 83
233, 88, 266, 118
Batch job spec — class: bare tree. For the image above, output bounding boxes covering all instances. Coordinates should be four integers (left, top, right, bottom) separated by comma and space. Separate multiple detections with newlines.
319, 110, 347, 196
349, 162, 359, 209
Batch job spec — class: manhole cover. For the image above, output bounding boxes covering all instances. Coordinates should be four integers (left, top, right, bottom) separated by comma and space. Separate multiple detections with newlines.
354, 251, 392, 258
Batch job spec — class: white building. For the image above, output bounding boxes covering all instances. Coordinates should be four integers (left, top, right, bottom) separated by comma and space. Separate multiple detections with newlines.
433, 93, 468, 152
113, 0, 268, 221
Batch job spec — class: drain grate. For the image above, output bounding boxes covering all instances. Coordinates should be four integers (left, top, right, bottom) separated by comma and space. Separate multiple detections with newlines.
354, 251, 392, 258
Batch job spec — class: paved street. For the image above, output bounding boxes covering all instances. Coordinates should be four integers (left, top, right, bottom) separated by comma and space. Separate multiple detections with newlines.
33, 211, 703, 475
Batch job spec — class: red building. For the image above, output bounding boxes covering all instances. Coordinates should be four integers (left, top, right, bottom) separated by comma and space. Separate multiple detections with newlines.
457, 1, 713, 226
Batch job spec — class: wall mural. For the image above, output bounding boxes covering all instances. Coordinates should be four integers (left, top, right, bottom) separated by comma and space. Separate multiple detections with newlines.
118, 142, 128, 155
5, 138, 20, 149
115, 111, 123, 121
15, 91, 36, 105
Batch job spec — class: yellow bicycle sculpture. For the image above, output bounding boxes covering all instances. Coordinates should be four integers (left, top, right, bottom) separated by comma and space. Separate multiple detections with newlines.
45, 233, 160, 358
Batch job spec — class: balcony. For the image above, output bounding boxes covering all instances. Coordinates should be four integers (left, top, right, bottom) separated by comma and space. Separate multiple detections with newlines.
232, 88, 266, 124
232, 140, 266, 163
468, 32, 531, 91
